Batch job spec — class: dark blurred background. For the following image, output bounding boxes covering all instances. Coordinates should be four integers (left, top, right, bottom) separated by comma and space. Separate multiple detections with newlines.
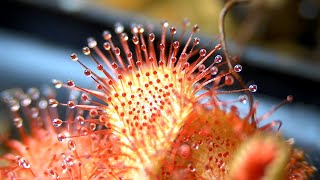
0, 0, 319, 177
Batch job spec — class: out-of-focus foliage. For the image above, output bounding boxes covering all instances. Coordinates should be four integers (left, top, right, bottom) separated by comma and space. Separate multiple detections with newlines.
95, 0, 320, 63
95, 0, 233, 35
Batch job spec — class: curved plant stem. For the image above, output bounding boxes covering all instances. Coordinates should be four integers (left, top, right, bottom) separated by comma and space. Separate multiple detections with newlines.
218, 0, 256, 120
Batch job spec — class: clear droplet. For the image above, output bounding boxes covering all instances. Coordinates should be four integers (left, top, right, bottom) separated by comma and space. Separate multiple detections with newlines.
67, 101, 76, 109
64, 154, 75, 166
193, 143, 199, 150
131, 24, 138, 34
199, 49, 206, 57
82, 46, 90, 55
13, 117, 23, 128
48, 99, 59, 107
10, 102, 20, 112
162, 20, 169, 28
132, 36, 139, 45
188, 163, 196, 172
248, 84, 258, 92
170, 27, 176, 35
68, 140, 76, 151
20, 96, 31, 107
198, 64, 205, 72
214, 55, 222, 64
233, 64, 242, 72
84, 69, 92, 76
238, 95, 248, 104
38, 99, 48, 109
173, 41, 179, 49
287, 95, 294, 102
81, 94, 89, 101
115, 23, 124, 34
210, 66, 218, 75
57, 133, 67, 141
114, 47, 121, 55
67, 80, 75, 87
70, 53, 78, 61
48, 168, 59, 179
137, 25, 144, 33
193, 37, 200, 45
149, 33, 155, 42
52, 79, 63, 89
76, 116, 85, 125
99, 115, 107, 122
192, 25, 200, 32
89, 109, 98, 117
61, 162, 68, 174
103, 30, 112, 40
87, 37, 97, 48
52, 118, 63, 127
89, 123, 96, 131
17, 156, 30, 169
103, 42, 111, 50
120, 33, 128, 41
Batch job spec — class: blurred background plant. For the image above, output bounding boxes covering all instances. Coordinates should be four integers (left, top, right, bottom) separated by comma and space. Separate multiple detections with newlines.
0, 0, 319, 177
94, 0, 320, 63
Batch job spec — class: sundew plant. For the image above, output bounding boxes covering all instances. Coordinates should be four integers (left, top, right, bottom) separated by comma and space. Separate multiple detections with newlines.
0, 0, 316, 179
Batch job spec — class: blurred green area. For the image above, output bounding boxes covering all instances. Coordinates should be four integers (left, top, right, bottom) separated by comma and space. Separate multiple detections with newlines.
94, 0, 320, 63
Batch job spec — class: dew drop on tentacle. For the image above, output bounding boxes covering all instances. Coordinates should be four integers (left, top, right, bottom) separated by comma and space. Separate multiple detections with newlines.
87, 37, 97, 48
48, 99, 59, 107
286, 95, 294, 102
67, 80, 75, 87
89, 123, 97, 131
20, 95, 32, 107
193, 37, 200, 46
248, 84, 258, 92
83, 46, 91, 55
233, 64, 242, 72
70, 53, 78, 61
57, 133, 67, 142
170, 27, 177, 35
13, 117, 23, 128
52, 79, 63, 89
68, 140, 76, 151
238, 95, 248, 104
103, 30, 112, 41
214, 55, 223, 64
67, 101, 76, 109
210, 66, 219, 75
188, 163, 196, 172
17, 156, 31, 169
115, 22, 124, 34
52, 118, 63, 127
76, 115, 85, 125
38, 99, 48, 109
84, 69, 92, 76
199, 49, 207, 57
